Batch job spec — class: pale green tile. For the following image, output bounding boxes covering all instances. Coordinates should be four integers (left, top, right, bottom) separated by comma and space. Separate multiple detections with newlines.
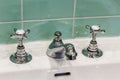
24, 20, 73, 41
74, 17, 120, 37
0, 23, 21, 44
23, 0, 74, 20
76, 0, 120, 17
0, 0, 21, 22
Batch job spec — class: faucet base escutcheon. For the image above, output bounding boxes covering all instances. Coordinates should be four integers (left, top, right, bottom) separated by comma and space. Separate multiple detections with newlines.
82, 48, 103, 58
10, 53, 32, 64
10, 45, 32, 64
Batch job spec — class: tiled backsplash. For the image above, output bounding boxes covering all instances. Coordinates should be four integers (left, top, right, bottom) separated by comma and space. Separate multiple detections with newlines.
23, 0, 74, 20
0, 0, 120, 43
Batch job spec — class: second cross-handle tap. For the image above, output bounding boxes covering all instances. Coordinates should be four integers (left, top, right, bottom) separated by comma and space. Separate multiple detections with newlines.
82, 25, 105, 58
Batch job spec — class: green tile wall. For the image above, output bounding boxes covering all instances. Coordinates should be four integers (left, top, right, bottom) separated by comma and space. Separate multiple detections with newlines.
23, 0, 74, 20
0, 23, 20, 44
75, 17, 120, 37
0, 0, 21, 22
76, 0, 120, 17
0, 0, 120, 44
24, 20, 73, 41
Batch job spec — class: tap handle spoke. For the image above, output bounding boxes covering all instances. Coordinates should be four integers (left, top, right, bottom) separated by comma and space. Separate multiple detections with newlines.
85, 25, 105, 41
10, 29, 30, 39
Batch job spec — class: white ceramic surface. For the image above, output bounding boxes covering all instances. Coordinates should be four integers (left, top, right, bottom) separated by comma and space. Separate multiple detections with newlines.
0, 36, 120, 80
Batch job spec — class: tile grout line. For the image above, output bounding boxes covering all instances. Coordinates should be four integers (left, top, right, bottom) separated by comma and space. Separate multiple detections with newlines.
0, 21, 21, 24
72, 0, 77, 38
75, 15, 120, 19
23, 18, 73, 22
0, 15, 120, 24
0, 18, 73, 24
21, 0, 24, 29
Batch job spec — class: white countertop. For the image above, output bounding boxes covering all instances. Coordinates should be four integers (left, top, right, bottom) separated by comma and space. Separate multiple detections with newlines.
0, 36, 120, 73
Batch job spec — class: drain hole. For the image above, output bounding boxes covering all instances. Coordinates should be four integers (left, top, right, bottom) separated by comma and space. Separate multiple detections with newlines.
54, 72, 71, 77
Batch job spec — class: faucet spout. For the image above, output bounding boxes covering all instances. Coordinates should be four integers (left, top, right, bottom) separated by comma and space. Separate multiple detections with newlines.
64, 43, 77, 60
46, 31, 66, 59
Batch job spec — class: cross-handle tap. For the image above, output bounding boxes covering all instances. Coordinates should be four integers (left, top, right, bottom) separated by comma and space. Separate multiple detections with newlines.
10, 28, 32, 64
10, 28, 30, 46
11, 28, 30, 39
86, 25, 105, 41
82, 25, 106, 58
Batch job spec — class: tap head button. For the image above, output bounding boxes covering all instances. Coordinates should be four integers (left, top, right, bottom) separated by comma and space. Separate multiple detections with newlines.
91, 25, 100, 30
54, 31, 62, 37
16, 29, 25, 35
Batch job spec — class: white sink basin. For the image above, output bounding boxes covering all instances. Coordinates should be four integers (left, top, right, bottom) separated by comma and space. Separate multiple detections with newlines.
71, 63, 120, 80
0, 36, 120, 80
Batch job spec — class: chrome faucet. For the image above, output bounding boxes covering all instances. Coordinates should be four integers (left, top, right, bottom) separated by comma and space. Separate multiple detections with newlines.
10, 28, 32, 64
82, 25, 105, 58
46, 31, 66, 59
64, 43, 77, 60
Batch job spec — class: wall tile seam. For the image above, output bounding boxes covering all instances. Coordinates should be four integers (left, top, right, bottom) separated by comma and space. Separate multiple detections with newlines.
72, 0, 77, 37
0, 15, 120, 25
